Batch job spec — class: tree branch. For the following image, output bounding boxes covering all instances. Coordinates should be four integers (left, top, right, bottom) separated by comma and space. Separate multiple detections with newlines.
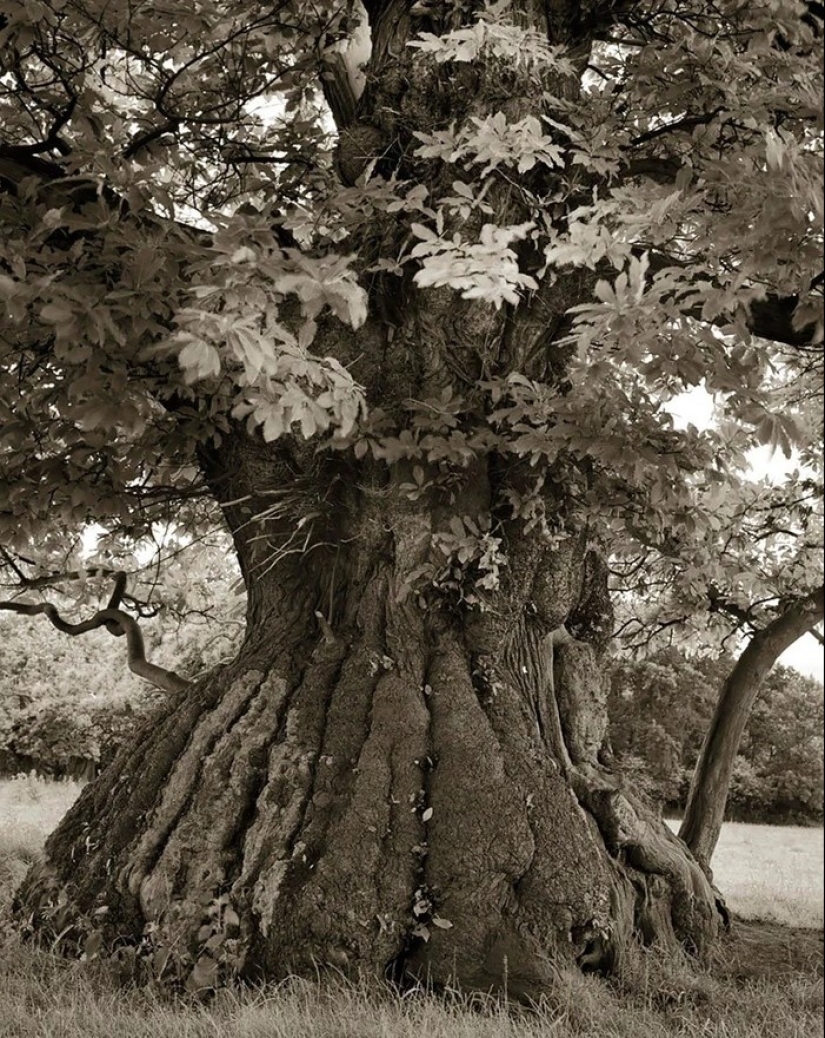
643, 250, 823, 348
747, 291, 824, 349
0, 575, 191, 695
0, 563, 160, 617
706, 585, 758, 633
629, 108, 723, 147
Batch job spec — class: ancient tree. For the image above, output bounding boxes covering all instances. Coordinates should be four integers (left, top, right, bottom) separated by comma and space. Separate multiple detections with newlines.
1, 0, 822, 997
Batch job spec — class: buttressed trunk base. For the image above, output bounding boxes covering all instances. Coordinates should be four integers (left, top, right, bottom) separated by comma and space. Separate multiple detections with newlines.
14, 443, 722, 1000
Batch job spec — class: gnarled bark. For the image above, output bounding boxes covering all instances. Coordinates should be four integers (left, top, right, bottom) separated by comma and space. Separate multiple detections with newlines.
14, 431, 721, 998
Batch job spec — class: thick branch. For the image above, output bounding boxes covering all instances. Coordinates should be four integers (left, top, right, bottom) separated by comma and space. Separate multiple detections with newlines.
643, 251, 823, 348
5, 141, 820, 351
0, 143, 129, 213
0, 578, 191, 695
319, 12, 370, 131
747, 292, 824, 348
0, 563, 161, 617
706, 585, 758, 633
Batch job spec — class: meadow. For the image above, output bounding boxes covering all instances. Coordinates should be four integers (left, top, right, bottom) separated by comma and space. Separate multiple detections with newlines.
664, 817, 824, 929
0, 776, 822, 1038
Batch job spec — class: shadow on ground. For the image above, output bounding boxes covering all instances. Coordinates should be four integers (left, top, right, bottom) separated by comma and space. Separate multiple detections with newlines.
714, 918, 824, 981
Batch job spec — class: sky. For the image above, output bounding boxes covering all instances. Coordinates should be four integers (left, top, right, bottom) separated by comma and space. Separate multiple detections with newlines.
665, 386, 823, 684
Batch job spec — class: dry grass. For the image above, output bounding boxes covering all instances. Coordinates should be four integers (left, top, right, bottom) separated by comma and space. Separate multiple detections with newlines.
0, 938, 821, 1038
0, 775, 83, 901
0, 774, 83, 836
0, 778, 821, 1038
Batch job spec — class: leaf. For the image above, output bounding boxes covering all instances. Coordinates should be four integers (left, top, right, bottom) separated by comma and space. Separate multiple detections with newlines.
261, 408, 286, 442
764, 131, 785, 171
421, 806, 433, 821
411, 222, 439, 242
177, 338, 221, 381
627, 252, 649, 303
40, 300, 76, 325
0, 274, 18, 299
186, 955, 219, 993
83, 930, 104, 960
230, 246, 256, 264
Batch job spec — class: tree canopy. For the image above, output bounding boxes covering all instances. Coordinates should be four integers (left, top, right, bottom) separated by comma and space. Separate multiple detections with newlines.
1, 0, 822, 595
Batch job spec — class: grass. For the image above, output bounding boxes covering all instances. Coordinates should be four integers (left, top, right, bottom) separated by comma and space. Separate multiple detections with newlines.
665, 818, 824, 929
0, 776, 821, 1038
0, 775, 83, 902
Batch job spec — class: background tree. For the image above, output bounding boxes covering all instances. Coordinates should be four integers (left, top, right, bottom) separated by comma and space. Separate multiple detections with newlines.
1, 0, 822, 997
679, 586, 823, 864
606, 651, 824, 825
0, 536, 244, 778
610, 469, 823, 864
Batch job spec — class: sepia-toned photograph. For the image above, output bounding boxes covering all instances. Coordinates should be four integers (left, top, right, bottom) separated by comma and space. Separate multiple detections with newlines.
1, 1, 822, 1034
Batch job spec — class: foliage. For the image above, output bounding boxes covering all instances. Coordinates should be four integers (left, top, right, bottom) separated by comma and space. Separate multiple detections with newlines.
608, 650, 824, 823
611, 473, 824, 654
0, 541, 244, 776
0, 0, 822, 605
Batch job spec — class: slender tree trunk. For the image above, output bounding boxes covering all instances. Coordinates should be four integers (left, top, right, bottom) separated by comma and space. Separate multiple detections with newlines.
679, 588, 824, 867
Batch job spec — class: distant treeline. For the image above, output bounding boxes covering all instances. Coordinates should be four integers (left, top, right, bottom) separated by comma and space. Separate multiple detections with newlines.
608, 649, 824, 826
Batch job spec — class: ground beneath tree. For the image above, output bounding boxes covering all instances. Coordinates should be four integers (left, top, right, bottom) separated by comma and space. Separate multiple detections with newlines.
712, 918, 823, 982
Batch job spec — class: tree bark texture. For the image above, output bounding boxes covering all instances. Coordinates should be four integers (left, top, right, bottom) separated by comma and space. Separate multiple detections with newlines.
679, 588, 825, 868
14, 0, 723, 997
15, 430, 720, 996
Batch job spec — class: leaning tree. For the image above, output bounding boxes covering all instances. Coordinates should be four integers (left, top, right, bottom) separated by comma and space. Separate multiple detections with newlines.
610, 470, 824, 866
1, 0, 823, 997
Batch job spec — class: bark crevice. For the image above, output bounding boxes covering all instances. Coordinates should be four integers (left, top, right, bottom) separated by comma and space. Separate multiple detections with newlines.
14, 460, 722, 997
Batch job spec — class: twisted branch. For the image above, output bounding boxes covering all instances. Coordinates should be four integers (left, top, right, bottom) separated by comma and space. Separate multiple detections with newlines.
0, 573, 191, 695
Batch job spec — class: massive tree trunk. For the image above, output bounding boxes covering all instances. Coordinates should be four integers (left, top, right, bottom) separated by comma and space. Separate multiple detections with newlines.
14, 431, 720, 997
14, 0, 723, 998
